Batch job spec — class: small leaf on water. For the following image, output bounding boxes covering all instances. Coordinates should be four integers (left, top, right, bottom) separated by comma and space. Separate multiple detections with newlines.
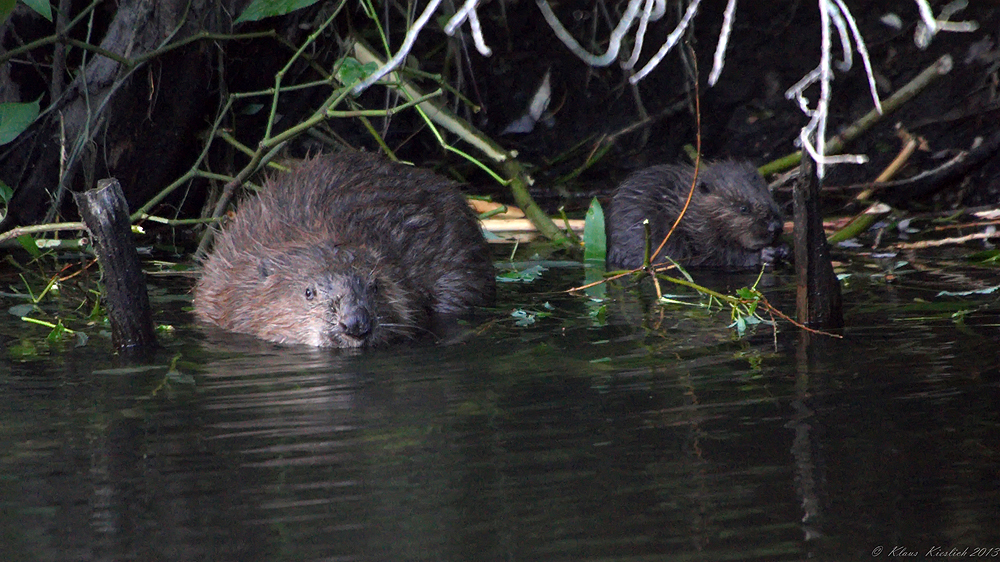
9, 304, 35, 317
497, 264, 547, 283
511, 310, 535, 326
46, 320, 67, 343
965, 249, 1000, 263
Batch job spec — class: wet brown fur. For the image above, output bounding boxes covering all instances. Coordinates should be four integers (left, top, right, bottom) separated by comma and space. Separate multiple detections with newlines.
606, 161, 784, 269
193, 151, 496, 347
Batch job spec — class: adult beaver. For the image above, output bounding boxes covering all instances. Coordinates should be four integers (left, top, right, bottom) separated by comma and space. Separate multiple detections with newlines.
606, 161, 784, 269
193, 151, 496, 348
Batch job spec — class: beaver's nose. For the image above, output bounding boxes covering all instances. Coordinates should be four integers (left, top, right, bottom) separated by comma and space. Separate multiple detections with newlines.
340, 310, 373, 339
767, 219, 783, 240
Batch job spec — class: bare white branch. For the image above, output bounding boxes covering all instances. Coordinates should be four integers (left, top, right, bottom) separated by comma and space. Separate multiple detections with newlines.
913, 0, 938, 35
444, 0, 479, 33
630, 0, 703, 84
914, 0, 978, 49
466, 7, 492, 56
624, 0, 659, 70
708, 0, 738, 86
345, 0, 978, 184
352, 0, 445, 94
828, 4, 853, 72
444, 0, 492, 56
833, 0, 882, 113
536, 0, 646, 67
793, 0, 849, 179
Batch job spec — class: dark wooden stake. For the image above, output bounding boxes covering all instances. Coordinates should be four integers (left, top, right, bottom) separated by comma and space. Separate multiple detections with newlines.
793, 155, 844, 329
75, 179, 158, 351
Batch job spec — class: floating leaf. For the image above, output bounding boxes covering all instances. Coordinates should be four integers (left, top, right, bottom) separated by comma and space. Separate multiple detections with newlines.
46, 319, 68, 343
511, 309, 536, 326
235, 0, 323, 24
497, 264, 547, 283
9, 303, 35, 317
965, 249, 1000, 264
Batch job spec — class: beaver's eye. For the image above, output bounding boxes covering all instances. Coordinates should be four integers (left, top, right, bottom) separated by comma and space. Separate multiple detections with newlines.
304, 286, 316, 301
739, 204, 752, 215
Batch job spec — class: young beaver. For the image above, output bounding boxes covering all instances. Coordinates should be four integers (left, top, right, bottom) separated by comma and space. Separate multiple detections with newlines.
193, 151, 496, 348
605, 161, 784, 269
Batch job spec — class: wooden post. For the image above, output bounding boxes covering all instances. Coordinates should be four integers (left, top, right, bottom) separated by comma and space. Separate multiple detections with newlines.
75, 179, 158, 351
794, 156, 844, 328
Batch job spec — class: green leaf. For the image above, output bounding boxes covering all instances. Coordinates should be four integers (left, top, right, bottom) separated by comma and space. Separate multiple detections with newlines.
235, 0, 323, 23
21, 0, 51, 21
510, 309, 536, 326
497, 264, 547, 283
733, 316, 747, 336
240, 103, 265, 115
336, 58, 379, 86
46, 319, 67, 343
0, 0, 16, 25
16, 234, 42, 258
0, 98, 41, 145
0, 180, 12, 204
583, 197, 606, 263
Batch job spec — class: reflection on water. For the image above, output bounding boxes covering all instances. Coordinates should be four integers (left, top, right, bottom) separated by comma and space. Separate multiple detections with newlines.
0, 265, 998, 561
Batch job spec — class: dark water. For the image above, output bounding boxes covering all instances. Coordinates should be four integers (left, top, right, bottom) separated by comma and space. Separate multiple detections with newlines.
1, 258, 998, 561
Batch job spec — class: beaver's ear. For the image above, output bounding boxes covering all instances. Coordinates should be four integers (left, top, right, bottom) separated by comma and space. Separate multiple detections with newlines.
697, 179, 714, 195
